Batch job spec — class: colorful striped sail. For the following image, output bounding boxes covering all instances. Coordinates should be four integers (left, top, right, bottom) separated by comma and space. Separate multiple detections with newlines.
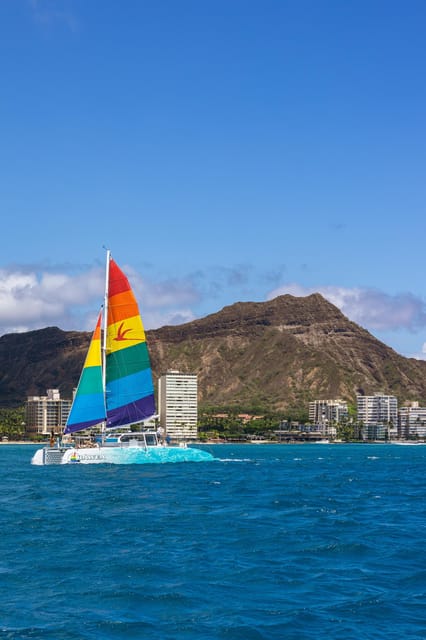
64, 311, 106, 434
105, 258, 156, 428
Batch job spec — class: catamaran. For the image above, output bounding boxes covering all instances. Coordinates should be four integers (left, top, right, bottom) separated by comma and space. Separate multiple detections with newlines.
31, 251, 214, 465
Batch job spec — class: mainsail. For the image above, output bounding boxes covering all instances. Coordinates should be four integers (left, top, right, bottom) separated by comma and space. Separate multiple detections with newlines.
104, 258, 156, 428
64, 311, 106, 434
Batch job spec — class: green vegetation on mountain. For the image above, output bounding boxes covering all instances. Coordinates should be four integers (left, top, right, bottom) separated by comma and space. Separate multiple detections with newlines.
1, 294, 426, 413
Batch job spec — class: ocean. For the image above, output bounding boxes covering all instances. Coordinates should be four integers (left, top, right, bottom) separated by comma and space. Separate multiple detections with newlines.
1, 443, 425, 639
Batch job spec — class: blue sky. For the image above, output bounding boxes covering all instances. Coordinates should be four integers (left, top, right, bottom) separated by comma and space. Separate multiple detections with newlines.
1, 1, 426, 358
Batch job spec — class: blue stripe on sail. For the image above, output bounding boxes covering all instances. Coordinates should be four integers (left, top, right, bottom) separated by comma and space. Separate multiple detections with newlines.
106, 368, 154, 411
65, 393, 106, 432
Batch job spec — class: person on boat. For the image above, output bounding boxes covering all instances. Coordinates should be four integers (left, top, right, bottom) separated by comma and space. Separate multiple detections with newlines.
49, 431, 55, 447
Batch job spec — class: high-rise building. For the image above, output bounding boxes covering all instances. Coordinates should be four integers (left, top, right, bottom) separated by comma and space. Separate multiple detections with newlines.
398, 402, 426, 439
158, 370, 198, 442
309, 399, 348, 435
356, 393, 398, 439
25, 389, 72, 435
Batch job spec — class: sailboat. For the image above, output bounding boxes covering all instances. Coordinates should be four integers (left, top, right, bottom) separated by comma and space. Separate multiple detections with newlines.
31, 251, 214, 465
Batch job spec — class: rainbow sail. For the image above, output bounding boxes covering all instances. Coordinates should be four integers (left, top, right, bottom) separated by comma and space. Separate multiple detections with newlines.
30, 251, 217, 465
105, 258, 156, 428
64, 311, 106, 434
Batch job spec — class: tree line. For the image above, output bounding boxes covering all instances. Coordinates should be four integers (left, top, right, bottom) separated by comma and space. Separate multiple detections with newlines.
197, 405, 365, 442
0, 407, 26, 440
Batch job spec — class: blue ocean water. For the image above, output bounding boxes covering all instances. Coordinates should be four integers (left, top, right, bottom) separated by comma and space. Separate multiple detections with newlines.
1, 444, 425, 640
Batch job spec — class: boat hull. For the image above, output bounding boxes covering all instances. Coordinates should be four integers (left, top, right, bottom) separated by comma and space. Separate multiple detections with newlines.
31, 445, 214, 465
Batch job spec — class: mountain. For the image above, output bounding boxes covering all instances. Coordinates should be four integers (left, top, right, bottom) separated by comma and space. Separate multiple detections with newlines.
1, 294, 426, 411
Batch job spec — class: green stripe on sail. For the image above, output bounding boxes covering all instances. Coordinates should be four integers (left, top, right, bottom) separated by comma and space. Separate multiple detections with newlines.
106, 342, 151, 384
76, 367, 105, 395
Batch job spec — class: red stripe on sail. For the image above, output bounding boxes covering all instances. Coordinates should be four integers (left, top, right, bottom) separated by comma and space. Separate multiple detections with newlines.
108, 259, 131, 298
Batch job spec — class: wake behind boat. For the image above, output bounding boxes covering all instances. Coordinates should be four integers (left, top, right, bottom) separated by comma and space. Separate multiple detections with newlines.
31, 252, 213, 466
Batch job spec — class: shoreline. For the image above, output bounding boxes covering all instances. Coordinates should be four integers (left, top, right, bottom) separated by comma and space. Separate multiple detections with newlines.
0, 441, 41, 445
2, 440, 425, 446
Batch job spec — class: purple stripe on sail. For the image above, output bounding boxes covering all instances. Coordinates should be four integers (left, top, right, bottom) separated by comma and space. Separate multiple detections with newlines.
64, 417, 104, 435
106, 394, 156, 429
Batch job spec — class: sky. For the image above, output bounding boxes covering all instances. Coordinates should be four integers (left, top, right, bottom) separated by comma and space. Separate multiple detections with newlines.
0, 0, 426, 358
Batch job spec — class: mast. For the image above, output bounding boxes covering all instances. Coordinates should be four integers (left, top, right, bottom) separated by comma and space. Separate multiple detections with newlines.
101, 248, 111, 436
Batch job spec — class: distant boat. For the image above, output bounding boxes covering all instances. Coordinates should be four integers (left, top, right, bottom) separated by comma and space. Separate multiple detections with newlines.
31, 251, 213, 466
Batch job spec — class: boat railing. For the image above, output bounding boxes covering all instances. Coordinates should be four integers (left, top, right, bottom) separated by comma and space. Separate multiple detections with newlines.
114, 432, 159, 448
43, 447, 64, 465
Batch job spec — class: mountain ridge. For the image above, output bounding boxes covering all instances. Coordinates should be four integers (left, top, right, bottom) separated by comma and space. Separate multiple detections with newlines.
1, 294, 426, 410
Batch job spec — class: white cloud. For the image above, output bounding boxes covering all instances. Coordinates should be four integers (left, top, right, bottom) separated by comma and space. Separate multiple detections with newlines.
2, 262, 426, 361
267, 283, 426, 333
267, 282, 426, 358
125, 265, 199, 309
0, 265, 200, 336
0, 267, 103, 334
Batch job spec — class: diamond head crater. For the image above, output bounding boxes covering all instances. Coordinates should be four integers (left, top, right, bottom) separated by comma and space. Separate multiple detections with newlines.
1, 294, 426, 418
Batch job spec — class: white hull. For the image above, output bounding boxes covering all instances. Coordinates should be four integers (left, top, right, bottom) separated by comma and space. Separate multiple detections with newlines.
31, 443, 213, 465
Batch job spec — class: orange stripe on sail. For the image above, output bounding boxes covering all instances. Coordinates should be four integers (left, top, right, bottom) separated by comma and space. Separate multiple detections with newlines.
92, 314, 102, 340
108, 289, 140, 325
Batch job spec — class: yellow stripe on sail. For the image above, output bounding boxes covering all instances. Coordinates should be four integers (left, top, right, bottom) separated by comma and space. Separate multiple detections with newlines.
106, 315, 146, 354
85, 337, 102, 367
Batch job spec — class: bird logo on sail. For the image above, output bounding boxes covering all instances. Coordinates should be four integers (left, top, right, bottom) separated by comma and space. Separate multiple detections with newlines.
115, 322, 138, 342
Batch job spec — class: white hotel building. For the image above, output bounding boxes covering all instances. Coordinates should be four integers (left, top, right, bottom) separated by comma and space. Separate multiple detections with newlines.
309, 399, 348, 435
158, 370, 198, 442
398, 402, 426, 439
356, 393, 398, 439
25, 389, 72, 435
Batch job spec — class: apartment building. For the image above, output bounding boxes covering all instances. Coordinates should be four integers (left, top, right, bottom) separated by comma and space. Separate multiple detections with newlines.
398, 402, 426, 439
158, 370, 198, 442
356, 393, 398, 439
309, 399, 348, 435
25, 389, 72, 435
